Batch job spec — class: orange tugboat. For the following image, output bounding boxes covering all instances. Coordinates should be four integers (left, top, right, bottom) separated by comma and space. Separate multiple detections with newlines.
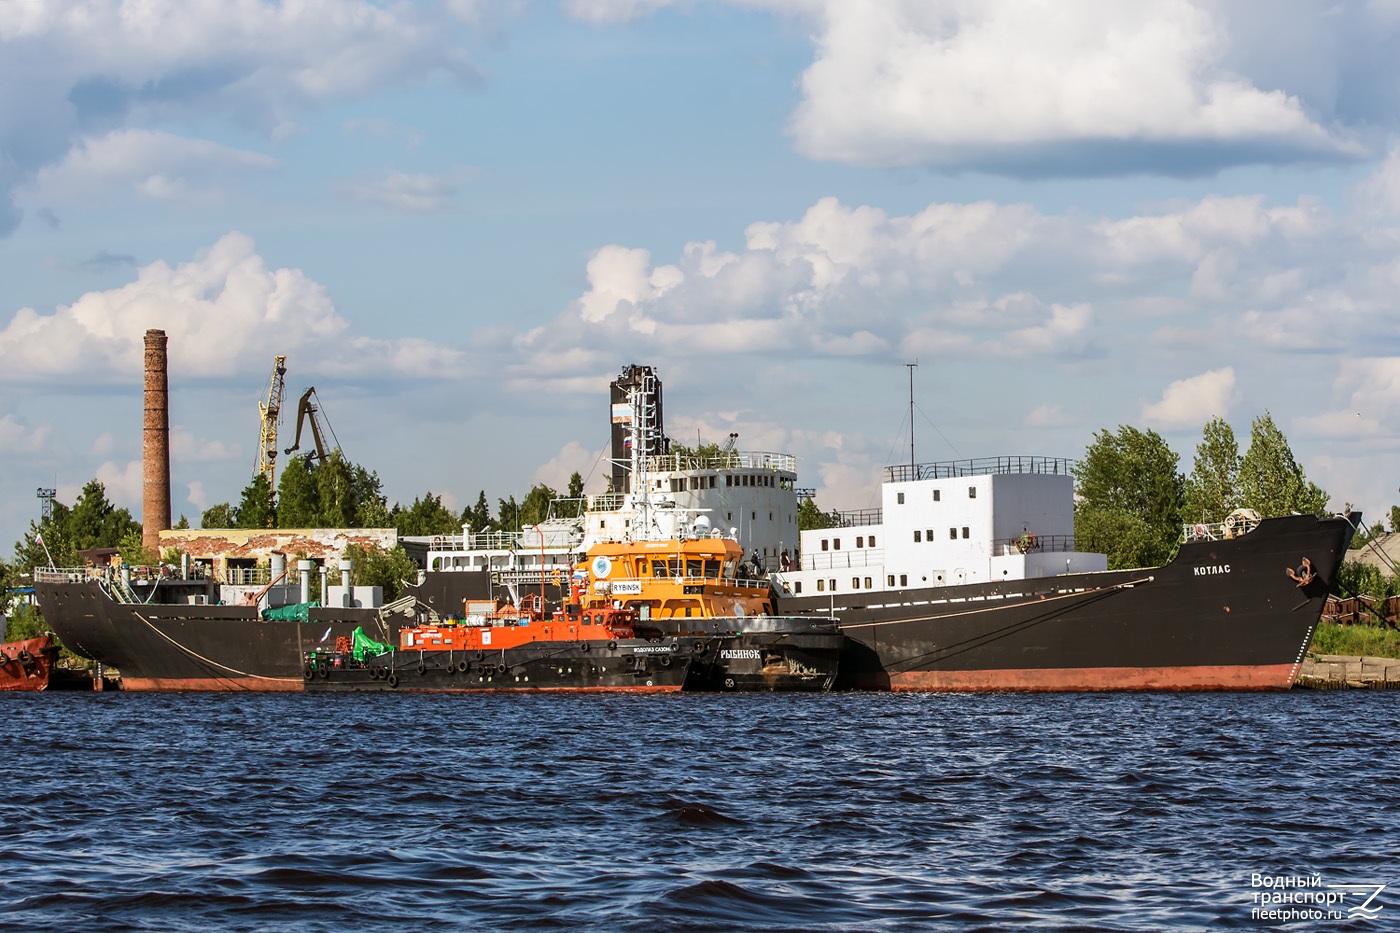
0, 635, 61, 692
309, 370, 843, 694
304, 590, 724, 693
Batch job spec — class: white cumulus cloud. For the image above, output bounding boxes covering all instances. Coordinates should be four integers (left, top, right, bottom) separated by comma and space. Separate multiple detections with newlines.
0, 231, 465, 384
1142, 367, 1236, 429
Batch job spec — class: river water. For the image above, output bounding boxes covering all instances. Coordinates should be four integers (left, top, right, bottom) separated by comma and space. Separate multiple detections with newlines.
1, 691, 1396, 932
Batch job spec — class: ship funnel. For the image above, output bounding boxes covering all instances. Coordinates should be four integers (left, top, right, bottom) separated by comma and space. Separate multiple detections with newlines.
142, 329, 171, 555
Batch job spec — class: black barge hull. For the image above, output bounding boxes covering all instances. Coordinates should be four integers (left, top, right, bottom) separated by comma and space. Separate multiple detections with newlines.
778, 514, 1352, 691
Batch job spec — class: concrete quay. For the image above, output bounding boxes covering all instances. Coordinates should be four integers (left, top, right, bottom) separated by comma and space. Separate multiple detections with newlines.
1295, 655, 1400, 689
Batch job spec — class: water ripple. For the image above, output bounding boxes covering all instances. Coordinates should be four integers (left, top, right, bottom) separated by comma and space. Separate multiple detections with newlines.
1, 691, 1397, 931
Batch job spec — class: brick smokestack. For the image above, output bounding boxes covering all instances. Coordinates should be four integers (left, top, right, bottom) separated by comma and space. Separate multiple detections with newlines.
142, 329, 171, 555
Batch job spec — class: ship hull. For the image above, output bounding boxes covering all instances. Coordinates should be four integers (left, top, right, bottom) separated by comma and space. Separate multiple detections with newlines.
32, 580, 383, 692
780, 514, 1352, 692
0, 636, 60, 692
305, 636, 709, 693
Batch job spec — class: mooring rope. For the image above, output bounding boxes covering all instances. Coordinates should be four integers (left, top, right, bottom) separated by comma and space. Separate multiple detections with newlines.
133, 611, 300, 682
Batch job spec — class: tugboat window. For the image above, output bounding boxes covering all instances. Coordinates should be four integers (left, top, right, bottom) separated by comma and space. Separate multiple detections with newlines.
834, 539, 841, 550
852, 577, 860, 589
933, 489, 941, 501
865, 577, 873, 589
969, 486, 976, 498
887, 575, 895, 586
949, 528, 957, 540
962, 527, 970, 538
870, 536, 876, 547
817, 579, 825, 592
822, 539, 829, 551
829, 578, 837, 591
914, 530, 921, 543
900, 574, 908, 586
857, 536, 864, 548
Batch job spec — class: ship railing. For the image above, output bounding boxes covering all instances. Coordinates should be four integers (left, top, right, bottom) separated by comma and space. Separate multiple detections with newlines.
492, 569, 574, 587
799, 549, 885, 571
1182, 514, 1260, 543
992, 534, 1078, 555
33, 566, 103, 583
598, 573, 771, 589
221, 566, 274, 586
641, 451, 797, 474
830, 508, 882, 528
885, 455, 1075, 483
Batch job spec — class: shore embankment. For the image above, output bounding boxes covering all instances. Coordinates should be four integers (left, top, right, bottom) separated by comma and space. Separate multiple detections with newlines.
1295, 655, 1400, 689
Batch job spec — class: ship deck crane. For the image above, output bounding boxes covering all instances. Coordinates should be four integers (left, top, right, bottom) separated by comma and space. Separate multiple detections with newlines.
284, 387, 340, 467
255, 356, 287, 486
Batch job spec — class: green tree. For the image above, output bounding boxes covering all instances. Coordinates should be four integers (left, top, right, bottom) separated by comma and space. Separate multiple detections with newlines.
1183, 417, 1240, 524
392, 493, 461, 537
497, 495, 519, 531
68, 480, 141, 551
798, 497, 841, 531
4, 603, 49, 643
235, 473, 277, 529
1237, 412, 1328, 517
551, 472, 587, 519
276, 455, 319, 527
13, 480, 139, 569
201, 502, 237, 529
340, 542, 421, 602
1073, 426, 1184, 569
517, 483, 558, 528
117, 528, 158, 566
462, 491, 494, 533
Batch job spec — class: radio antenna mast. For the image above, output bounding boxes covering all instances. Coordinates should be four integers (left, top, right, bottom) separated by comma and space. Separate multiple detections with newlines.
906, 361, 918, 472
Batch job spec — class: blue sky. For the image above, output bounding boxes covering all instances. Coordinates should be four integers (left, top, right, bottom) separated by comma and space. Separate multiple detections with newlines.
3, 0, 1400, 552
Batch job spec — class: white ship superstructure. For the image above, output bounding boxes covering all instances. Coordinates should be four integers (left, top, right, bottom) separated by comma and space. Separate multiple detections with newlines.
414, 364, 799, 581
771, 457, 1106, 598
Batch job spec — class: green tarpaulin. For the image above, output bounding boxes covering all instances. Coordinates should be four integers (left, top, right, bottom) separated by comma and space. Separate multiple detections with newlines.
261, 601, 318, 621
351, 626, 393, 661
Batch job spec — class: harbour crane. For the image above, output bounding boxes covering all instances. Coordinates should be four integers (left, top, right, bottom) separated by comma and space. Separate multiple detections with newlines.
284, 386, 340, 467
254, 356, 287, 487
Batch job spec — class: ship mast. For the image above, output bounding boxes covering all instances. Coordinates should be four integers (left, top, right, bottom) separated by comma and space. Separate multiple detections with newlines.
627, 369, 659, 541
906, 360, 917, 472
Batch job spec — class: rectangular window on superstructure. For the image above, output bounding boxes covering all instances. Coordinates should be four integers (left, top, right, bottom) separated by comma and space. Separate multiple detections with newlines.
900, 574, 907, 586
897, 492, 905, 504
870, 535, 876, 547
949, 528, 957, 540
817, 579, 825, 592
962, 527, 970, 538
865, 577, 872, 589
914, 530, 921, 543
856, 536, 864, 548
726, 476, 732, 487
926, 528, 934, 541
795, 582, 802, 594
969, 486, 976, 498
829, 578, 837, 591
933, 489, 941, 501
852, 577, 860, 589
887, 575, 895, 586
821, 539, 829, 551
834, 539, 841, 550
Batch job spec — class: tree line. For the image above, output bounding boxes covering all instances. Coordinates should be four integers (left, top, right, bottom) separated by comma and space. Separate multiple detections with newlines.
198, 450, 587, 538
796, 411, 1335, 571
